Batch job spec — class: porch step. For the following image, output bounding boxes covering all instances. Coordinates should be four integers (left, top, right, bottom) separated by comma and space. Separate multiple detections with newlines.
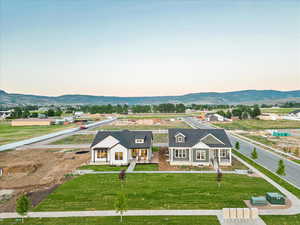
127, 160, 137, 172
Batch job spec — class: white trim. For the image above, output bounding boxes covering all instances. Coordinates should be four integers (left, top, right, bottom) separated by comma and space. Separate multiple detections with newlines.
196, 150, 206, 160
175, 132, 186, 137
192, 141, 210, 149
174, 149, 187, 158
200, 133, 225, 145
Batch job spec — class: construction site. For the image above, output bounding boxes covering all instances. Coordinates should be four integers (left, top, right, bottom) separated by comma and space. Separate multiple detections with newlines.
0, 147, 90, 212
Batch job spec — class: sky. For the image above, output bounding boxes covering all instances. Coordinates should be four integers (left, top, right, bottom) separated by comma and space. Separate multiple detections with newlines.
0, 0, 299, 97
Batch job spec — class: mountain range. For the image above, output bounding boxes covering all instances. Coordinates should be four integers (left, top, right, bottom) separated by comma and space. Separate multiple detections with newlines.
1, 89, 300, 106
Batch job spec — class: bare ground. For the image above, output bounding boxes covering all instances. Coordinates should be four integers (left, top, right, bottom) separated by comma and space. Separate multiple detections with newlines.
0, 147, 89, 212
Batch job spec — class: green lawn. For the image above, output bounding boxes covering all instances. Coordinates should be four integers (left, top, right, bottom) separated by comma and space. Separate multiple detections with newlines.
261, 214, 300, 225
0, 121, 77, 145
78, 165, 128, 171
134, 164, 158, 171
233, 150, 300, 198
0, 216, 220, 225
153, 133, 168, 143
213, 120, 300, 130
51, 134, 95, 145
261, 108, 300, 114
34, 173, 279, 211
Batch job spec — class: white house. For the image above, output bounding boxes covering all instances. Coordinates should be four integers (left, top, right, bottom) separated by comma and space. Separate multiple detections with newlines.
90, 130, 153, 165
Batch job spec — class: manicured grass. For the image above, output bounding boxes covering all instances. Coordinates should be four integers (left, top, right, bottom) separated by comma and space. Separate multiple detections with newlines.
134, 164, 158, 171
0, 216, 220, 225
233, 150, 300, 198
261, 214, 300, 225
152, 146, 160, 152
78, 165, 128, 171
51, 134, 95, 145
213, 120, 300, 130
34, 173, 279, 211
261, 108, 300, 114
153, 133, 168, 143
0, 121, 77, 145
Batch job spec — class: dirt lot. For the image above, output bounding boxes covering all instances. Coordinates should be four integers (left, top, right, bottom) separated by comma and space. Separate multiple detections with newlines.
94, 118, 190, 130
237, 130, 300, 157
0, 148, 89, 212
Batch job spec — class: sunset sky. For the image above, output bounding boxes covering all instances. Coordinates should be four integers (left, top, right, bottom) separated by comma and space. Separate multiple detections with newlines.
0, 0, 299, 97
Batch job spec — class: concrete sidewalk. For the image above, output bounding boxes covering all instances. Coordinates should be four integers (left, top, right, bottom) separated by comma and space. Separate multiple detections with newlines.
0, 210, 222, 219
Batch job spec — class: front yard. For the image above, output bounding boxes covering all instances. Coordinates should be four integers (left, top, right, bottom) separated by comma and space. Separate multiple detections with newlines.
213, 119, 300, 130
34, 173, 279, 211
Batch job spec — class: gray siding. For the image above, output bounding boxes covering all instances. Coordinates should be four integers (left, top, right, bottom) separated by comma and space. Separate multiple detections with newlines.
192, 149, 209, 162
172, 149, 190, 161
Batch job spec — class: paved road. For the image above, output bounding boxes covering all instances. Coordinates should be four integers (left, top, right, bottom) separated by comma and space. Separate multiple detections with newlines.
183, 117, 300, 188
0, 118, 116, 152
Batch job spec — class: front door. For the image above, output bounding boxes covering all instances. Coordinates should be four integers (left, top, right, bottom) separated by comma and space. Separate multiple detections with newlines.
140, 149, 147, 160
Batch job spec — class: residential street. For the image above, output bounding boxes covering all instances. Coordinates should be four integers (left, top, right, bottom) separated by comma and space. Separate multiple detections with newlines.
183, 117, 300, 188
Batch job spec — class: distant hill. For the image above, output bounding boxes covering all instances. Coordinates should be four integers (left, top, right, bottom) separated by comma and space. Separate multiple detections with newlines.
1, 89, 300, 105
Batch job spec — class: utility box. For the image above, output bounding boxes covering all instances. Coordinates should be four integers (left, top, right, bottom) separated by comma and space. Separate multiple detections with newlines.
250, 196, 268, 206
266, 192, 285, 205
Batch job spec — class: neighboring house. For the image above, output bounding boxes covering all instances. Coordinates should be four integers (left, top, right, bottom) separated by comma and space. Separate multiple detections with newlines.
74, 111, 84, 118
205, 113, 231, 122
289, 110, 300, 118
0, 110, 12, 120
90, 130, 153, 165
168, 128, 232, 167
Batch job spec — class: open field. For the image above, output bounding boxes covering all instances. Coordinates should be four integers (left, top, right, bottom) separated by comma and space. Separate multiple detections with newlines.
119, 113, 192, 119
213, 120, 300, 130
94, 119, 190, 130
78, 165, 128, 171
0, 121, 77, 145
50, 134, 95, 145
153, 133, 168, 143
134, 163, 159, 171
261, 214, 300, 225
34, 173, 279, 211
0, 216, 220, 225
261, 108, 300, 114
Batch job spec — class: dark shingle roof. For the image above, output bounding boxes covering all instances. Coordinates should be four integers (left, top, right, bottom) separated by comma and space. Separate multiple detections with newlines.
290, 110, 300, 114
91, 130, 153, 148
168, 128, 232, 148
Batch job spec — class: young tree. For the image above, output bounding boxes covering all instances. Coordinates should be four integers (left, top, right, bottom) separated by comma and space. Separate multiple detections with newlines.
115, 192, 127, 222
16, 194, 30, 222
276, 159, 286, 176
216, 169, 223, 188
235, 141, 240, 151
119, 169, 126, 185
251, 147, 258, 159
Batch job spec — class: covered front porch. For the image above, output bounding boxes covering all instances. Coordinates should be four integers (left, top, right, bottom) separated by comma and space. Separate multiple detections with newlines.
209, 148, 231, 166
129, 148, 151, 163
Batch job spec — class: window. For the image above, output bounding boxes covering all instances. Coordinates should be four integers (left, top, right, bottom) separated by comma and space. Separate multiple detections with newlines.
115, 152, 123, 160
174, 149, 187, 158
176, 136, 184, 143
196, 150, 206, 160
97, 150, 107, 159
135, 139, 144, 143
220, 149, 227, 158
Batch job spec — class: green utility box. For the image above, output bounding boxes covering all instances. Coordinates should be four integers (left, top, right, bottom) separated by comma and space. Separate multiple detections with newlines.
266, 192, 285, 205
251, 196, 268, 206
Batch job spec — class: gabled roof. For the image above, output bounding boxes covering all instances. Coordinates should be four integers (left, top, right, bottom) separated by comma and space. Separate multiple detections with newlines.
168, 128, 232, 148
290, 110, 300, 114
91, 130, 153, 149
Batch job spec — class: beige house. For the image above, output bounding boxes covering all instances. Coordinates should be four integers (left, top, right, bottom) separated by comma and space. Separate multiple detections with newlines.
11, 119, 53, 126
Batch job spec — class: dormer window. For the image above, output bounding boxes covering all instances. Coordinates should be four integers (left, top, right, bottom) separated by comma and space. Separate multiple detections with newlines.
175, 133, 185, 143
135, 139, 144, 144
176, 136, 184, 143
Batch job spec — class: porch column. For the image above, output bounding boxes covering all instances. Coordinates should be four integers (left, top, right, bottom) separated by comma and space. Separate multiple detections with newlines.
218, 149, 220, 164
91, 148, 95, 162
189, 148, 192, 162
229, 148, 232, 165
